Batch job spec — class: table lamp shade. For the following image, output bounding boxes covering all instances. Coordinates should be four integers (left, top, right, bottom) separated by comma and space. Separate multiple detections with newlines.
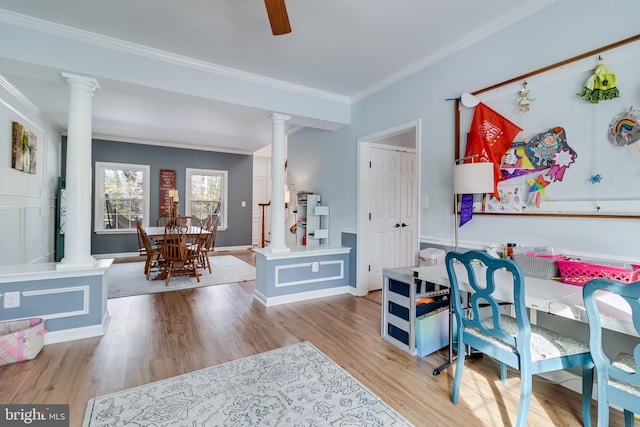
453, 162, 494, 195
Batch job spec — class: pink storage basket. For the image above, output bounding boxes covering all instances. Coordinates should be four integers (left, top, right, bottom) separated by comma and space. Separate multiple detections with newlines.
556, 259, 640, 286
0, 318, 47, 366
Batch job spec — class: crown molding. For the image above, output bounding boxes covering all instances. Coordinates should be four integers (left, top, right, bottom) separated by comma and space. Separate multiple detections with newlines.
351, 0, 557, 102
0, 9, 351, 105
0, 72, 62, 133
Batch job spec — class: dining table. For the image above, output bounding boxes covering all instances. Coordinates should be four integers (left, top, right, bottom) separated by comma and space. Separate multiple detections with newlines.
144, 226, 211, 241
144, 226, 212, 281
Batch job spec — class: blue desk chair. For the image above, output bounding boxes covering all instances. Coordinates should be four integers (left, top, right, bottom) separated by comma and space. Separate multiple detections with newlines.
446, 250, 594, 427
583, 278, 640, 426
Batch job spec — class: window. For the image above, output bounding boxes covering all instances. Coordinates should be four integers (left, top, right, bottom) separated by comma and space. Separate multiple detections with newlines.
95, 162, 150, 233
186, 168, 227, 229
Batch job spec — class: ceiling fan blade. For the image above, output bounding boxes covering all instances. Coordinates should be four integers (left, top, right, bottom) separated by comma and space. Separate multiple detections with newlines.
264, 0, 291, 35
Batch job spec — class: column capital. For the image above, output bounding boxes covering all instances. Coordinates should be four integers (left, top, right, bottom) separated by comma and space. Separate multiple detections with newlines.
269, 112, 291, 122
61, 72, 100, 93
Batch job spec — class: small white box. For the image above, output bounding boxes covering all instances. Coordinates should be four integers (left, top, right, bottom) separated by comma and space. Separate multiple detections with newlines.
314, 206, 329, 215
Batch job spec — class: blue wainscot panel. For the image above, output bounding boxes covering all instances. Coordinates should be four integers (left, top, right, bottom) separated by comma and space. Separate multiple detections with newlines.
0, 259, 112, 344
341, 231, 357, 289
253, 246, 351, 306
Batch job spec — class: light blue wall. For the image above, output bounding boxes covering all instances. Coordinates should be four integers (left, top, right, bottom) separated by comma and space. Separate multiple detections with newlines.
288, 126, 357, 246
288, 0, 640, 262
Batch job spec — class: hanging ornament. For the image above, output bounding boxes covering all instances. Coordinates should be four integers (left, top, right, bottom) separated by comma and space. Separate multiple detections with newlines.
589, 174, 603, 184
527, 174, 550, 208
578, 59, 620, 103
516, 81, 535, 113
607, 108, 640, 146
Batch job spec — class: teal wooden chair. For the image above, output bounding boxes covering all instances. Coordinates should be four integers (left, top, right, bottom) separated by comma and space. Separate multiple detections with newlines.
583, 278, 640, 426
446, 250, 594, 427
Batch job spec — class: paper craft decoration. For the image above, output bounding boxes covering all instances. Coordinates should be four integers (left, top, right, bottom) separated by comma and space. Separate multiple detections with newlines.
578, 63, 620, 103
515, 82, 535, 113
608, 108, 640, 146
528, 174, 550, 208
500, 141, 546, 180
464, 102, 523, 196
524, 127, 576, 182
589, 174, 603, 184
484, 185, 525, 213
459, 194, 474, 226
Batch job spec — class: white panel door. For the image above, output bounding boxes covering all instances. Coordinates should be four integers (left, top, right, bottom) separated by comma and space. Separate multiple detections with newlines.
367, 148, 401, 291
367, 148, 417, 291
399, 152, 417, 266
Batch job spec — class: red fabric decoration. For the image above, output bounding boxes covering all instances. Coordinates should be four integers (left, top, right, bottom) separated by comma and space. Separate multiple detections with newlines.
464, 103, 522, 198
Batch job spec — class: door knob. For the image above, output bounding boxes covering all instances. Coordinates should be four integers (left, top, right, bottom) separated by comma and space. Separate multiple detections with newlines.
395, 223, 401, 228
401, 223, 408, 227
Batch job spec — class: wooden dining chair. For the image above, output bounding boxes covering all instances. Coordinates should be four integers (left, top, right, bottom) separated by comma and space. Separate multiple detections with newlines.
583, 278, 640, 426
197, 215, 219, 273
160, 216, 200, 286
446, 250, 594, 427
156, 213, 171, 227
134, 217, 162, 280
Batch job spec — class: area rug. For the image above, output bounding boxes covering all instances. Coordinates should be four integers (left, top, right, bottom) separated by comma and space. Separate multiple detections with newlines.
82, 341, 413, 426
107, 255, 256, 298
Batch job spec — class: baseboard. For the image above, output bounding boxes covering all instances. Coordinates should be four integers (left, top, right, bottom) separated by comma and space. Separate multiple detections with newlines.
536, 369, 623, 412
254, 286, 351, 307
44, 311, 110, 344
537, 370, 583, 395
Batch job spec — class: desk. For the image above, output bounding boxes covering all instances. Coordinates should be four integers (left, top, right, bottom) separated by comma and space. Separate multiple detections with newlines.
413, 263, 636, 374
414, 263, 580, 314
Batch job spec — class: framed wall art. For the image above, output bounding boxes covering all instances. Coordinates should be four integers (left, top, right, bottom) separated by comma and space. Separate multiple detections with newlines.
11, 121, 37, 174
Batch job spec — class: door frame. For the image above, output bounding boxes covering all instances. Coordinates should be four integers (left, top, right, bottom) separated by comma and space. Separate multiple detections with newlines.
356, 119, 421, 296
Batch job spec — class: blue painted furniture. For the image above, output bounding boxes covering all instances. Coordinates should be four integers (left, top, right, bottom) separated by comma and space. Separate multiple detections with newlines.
446, 250, 594, 427
584, 278, 640, 426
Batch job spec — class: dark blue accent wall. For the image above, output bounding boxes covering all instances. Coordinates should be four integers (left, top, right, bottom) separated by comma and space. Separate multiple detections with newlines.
341, 232, 357, 287
63, 138, 253, 255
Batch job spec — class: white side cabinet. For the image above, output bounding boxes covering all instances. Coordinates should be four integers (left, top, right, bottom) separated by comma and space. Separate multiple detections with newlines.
297, 193, 329, 246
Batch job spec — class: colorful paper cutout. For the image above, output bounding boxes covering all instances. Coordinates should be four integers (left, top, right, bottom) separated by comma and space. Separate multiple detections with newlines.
500, 141, 546, 180
608, 109, 640, 146
528, 174, 550, 208
524, 127, 576, 182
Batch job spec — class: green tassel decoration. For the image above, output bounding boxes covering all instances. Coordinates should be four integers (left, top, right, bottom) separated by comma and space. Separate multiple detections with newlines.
578, 64, 620, 104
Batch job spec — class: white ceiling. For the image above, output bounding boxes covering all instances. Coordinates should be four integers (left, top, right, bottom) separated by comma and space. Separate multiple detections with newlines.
0, 0, 555, 153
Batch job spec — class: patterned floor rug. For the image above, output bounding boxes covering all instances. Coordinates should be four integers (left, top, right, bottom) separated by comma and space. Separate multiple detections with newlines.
82, 341, 413, 426
107, 255, 256, 298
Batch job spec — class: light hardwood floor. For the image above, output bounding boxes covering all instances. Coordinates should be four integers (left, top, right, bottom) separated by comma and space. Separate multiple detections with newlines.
0, 250, 629, 426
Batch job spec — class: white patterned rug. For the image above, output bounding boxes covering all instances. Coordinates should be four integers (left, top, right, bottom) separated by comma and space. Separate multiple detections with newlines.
82, 341, 413, 426
107, 255, 256, 298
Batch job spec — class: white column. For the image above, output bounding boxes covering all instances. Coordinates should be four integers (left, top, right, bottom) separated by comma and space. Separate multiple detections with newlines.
59, 73, 99, 268
268, 113, 290, 253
